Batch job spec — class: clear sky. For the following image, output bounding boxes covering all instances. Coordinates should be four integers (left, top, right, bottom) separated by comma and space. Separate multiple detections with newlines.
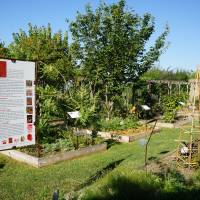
0, 0, 200, 70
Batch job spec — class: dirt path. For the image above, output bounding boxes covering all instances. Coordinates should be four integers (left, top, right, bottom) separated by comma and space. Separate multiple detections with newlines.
146, 151, 195, 182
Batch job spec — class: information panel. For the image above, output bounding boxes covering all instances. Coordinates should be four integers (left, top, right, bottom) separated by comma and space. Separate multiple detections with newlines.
0, 59, 36, 150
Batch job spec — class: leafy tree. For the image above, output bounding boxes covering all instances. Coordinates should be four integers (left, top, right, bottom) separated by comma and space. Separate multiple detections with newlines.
9, 23, 75, 88
0, 41, 9, 57
70, 0, 169, 103
8, 24, 77, 142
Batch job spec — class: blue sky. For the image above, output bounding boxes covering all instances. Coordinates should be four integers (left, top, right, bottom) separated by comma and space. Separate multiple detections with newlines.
0, 0, 200, 70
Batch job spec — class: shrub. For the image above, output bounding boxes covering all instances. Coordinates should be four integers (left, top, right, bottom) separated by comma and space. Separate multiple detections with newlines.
98, 116, 138, 131
43, 138, 74, 153
161, 93, 188, 122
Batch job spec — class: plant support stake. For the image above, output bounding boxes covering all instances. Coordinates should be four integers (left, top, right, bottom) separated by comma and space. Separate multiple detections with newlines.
144, 119, 158, 173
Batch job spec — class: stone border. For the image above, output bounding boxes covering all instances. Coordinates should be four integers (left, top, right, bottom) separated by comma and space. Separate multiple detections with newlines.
1, 143, 107, 168
98, 128, 160, 143
156, 118, 191, 129
73, 128, 160, 143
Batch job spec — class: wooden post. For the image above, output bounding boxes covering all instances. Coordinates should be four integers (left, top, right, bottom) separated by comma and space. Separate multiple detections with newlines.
34, 61, 41, 158
178, 83, 181, 94
144, 119, 157, 174
198, 138, 200, 158
186, 84, 189, 94
197, 69, 200, 157
167, 82, 170, 95
147, 82, 151, 92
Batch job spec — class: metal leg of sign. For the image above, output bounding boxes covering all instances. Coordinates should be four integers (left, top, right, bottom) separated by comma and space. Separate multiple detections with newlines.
52, 190, 59, 200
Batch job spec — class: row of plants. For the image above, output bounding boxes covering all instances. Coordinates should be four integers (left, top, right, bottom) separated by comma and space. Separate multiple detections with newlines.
97, 116, 138, 131
20, 130, 104, 157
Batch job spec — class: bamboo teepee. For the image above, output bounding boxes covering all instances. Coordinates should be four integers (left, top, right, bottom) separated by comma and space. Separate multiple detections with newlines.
175, 68, 200, 168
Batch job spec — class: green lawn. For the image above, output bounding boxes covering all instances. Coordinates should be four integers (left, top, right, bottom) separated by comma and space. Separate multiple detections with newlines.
0, 128, 182, 200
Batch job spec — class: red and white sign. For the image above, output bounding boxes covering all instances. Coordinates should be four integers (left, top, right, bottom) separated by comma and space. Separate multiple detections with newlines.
0, 59, 36, 150
0, 61, 7, 77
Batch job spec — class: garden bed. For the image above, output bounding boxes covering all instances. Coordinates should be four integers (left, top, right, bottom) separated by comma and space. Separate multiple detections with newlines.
98, 127, 160, 143
18, 131, 105, 157
73, 126, 160, 143
0, 143, 107, 168
155, 116, 191, 129
139, 116, 192, 129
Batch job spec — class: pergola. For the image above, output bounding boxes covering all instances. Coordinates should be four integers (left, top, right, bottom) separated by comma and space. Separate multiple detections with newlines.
146, 79, 199, 95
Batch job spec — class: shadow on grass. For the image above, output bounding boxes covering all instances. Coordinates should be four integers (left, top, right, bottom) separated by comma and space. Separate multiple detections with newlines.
148, 156, 157, 161
106, 139, 121, 149
82, 169, 200, 200
0, 159, 7, 169
159, 150, 170, 155
76, 157, 130, 191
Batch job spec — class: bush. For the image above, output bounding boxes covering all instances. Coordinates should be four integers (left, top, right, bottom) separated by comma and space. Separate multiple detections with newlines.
43, 138, 74, 153
161, 93, 188, 122
98, 116, 138, 131
42, 130, 104, 154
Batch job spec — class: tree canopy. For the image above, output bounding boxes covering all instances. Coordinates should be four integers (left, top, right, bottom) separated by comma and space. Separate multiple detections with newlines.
0, 41, 9, 58
8, 23, 75, 88
70, 0, 169, 98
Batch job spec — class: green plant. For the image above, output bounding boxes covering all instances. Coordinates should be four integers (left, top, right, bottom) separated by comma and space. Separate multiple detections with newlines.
70, 0, 168, 118
64, 84, 99, 128
37, 86, 63, 143
98, 116, 138, 131
161, 93, 188, 122
43, 138, 75, 153
142, 67, 192, 82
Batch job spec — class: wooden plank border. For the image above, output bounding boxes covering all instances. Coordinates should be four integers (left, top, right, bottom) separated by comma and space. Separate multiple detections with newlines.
1, 143, 107, 168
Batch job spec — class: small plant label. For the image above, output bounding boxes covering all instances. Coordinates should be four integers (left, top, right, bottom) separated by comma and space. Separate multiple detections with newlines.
67, 111, 80, 119
141, 105, 151, 111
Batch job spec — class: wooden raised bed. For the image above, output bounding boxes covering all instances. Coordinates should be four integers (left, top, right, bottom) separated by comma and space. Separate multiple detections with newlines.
1, 143, 107, 168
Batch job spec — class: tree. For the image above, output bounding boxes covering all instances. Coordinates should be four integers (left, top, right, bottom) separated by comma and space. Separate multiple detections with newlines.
70, 0, 169, 109
8, 24, 76, 142
0, 41, 9, 58
9, 23, 75, 88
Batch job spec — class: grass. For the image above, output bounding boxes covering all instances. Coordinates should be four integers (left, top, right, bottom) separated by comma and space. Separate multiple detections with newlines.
80, 167, 200, 200
0, 128, 187, 200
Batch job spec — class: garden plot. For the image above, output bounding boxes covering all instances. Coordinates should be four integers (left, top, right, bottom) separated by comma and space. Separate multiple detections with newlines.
1, 143, 107, 168
155, 116, 191, 128
98, 126, 160, 142
0, 131, 107, 167
74, 125, 160, 143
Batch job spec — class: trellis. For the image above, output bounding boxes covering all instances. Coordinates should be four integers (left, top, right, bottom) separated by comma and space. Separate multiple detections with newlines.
174, 72, 200, 168
146, 80, 191, 95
